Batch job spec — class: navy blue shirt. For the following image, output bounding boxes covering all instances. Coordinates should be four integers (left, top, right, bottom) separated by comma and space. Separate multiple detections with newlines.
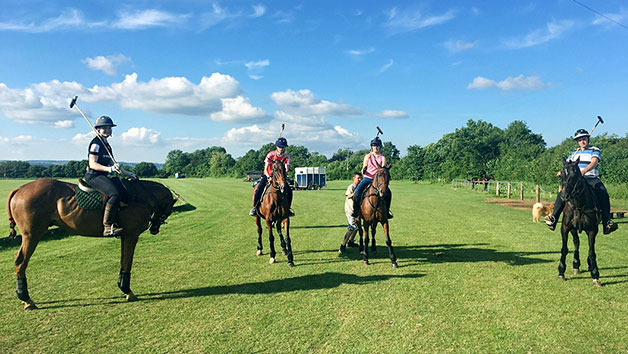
86, 137, 114, 176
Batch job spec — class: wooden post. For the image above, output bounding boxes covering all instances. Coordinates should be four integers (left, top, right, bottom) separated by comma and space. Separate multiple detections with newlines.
451, 179, 455, 188
507, 182, 512, 199
520, 182, 524, 200
496, 182, 500, 196
535, 185, 540, 203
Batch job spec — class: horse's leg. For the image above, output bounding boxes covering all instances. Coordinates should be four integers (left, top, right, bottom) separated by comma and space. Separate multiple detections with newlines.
371, 223, 377, 256
361, 222, 370, 265
255, 215, 263, 256
283, 218, 294, 267
276, 221, 287, 256
586, 229, 601, 287
14, 227, 45, 310
119, 233, 139, 301
267, 219, 277, 264
382, 221, 398, 268
572, 229, 581, 275
558, 226, 569, 280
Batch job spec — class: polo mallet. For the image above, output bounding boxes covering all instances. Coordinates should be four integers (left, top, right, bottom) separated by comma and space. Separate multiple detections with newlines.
69, 96, 119, 166
589, 115, 604, 135
376, 126, 383, 137
278, 123, 285, 138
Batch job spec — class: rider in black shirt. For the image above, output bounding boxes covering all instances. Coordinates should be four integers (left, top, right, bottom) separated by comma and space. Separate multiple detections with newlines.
84, 116, 134, 236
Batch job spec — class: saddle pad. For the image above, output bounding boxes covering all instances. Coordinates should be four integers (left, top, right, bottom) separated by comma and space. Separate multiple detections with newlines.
76, 187, 103, 210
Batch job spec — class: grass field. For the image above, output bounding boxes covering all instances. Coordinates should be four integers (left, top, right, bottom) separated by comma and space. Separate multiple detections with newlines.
1, 178, 628, 353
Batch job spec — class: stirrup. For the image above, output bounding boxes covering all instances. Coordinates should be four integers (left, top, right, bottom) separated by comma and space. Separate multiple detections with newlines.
249, 208, 257, 216
103, 224, 123, 237
289, 209, 295, 217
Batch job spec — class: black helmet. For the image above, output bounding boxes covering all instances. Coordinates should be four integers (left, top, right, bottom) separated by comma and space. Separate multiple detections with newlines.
573, 129, 589, 141
275, 137, 288, 148
370, 137, 382, 147
94, 116, 116, 128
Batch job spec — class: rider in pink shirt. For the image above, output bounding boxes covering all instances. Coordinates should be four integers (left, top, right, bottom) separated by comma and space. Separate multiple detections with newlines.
351, 136, 393, 219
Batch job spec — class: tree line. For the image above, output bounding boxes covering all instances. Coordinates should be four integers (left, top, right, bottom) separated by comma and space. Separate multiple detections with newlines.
2, 119, 627, 186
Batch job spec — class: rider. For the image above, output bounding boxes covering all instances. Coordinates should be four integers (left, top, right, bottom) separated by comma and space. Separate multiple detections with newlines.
84, 116, 133, 237
249, 137, 294, 216
351, 136, 393, 219
545, 128, 618, 234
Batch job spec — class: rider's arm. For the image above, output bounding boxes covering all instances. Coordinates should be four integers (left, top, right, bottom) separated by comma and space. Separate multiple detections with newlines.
361, 154, 370, 173
381, 156, 387, 167
89, 154, 116, 173
263, 161, 271, 177
581, 157, 599, 176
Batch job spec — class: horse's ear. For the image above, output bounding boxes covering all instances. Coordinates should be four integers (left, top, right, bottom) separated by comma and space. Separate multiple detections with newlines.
574, 156, 580, 164
562, 157, 567, 165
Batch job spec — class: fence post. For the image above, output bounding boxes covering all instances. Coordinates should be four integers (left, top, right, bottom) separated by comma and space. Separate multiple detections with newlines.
536, 185, 540, 203
507, 182, 512, 199
496, 182, 500, 196
520, 182, 524, 200
451, 179, 454, 188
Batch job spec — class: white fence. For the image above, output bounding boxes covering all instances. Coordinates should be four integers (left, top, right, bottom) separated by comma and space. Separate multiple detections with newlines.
451, 179, 556, 202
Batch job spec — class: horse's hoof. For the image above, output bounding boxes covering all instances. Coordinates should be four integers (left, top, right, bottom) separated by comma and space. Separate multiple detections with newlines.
282, 250, 287, 256
269, 258, 275, 264
22, 300, 38, 310
256, 250, 262, 256
558, 275, 565, 281
593, 279, 602, 287
392, 262, 398, 268
288, 262, 295, 267
363, 260, 369, 265
125, 291, 138, 302
573, 269, 581, 275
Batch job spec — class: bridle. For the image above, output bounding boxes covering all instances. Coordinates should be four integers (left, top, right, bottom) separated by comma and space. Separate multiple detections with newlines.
560, 164, 586, 203
364, 167, 389, 211
269, 162, 287, 195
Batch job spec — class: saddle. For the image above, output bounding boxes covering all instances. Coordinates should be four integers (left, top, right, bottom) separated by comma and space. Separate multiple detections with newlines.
77, 178, 134, 210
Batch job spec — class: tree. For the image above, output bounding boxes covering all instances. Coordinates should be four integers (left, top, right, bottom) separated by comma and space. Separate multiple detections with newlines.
210, 151, 236, 176
380, 141, 400, 165
133, 162, 159, 177
163, 149, 190, 177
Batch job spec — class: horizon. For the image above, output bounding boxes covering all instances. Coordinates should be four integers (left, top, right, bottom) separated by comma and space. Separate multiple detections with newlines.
1, 1, 627, 163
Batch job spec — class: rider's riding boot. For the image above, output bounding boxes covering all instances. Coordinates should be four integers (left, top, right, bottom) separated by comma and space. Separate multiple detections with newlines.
385, 189, 393, 219
351, 196, 360, 218
103, 203, 123, 237
289, 209, 295, 217
603, 220, 618, 235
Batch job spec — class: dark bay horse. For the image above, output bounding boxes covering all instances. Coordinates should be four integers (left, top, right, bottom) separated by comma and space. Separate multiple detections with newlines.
253, 161, 294, 266
7, 178, 176, 309
558, 158, 602, 287
356, 163, 398, 268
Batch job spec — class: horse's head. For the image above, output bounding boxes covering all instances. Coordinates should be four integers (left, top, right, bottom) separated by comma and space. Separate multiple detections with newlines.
559, 157, 583, 202
147, 183, 177, 235
373, 163, 391, 198
270, 160, 287, 193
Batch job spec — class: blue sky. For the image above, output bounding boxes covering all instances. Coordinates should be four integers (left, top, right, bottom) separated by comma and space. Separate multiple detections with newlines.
1, 0, 627, 163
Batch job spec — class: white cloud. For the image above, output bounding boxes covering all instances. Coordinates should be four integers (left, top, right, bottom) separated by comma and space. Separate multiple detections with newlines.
54, 120, 74, 128
201, 3, 241, 29
251, 5, 266, 18
376, 110, 408, 119
0, 72, 246, 124
271, 89, 361, 116
245, 59, 270, 70
592, 9, 628, 27
347, 47, 375, 56
0, 135, 33, 144
72, 131, 96, 146
0, 8, 103, 33
384, 7, 455, 34
114, 9, 188, 29
249, 75, 263, 80
83, 54, 131, 75
504, 20, 574, 49
210, 96, 269, 123
467, 75, 548, 91
379, 59, 394, 73
119, 127, 162, 146
444, 39, 478, 53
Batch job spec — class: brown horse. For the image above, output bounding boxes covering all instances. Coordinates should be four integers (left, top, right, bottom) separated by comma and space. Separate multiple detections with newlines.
254, 160, 294, 266
7, 177, 176, 309
357, 164, 398, 268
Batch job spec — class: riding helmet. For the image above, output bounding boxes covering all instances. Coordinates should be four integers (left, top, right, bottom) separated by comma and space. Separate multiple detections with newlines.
94, 116, 116, 128
275, 137, 288, 148
370, 136, 383, 147
573, 129, 589, 141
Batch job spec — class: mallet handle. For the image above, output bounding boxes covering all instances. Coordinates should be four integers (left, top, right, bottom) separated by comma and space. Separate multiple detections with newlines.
71, 98, 119, 166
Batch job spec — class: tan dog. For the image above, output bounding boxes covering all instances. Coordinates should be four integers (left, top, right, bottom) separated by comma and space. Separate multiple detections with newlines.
532, 202, 554, 223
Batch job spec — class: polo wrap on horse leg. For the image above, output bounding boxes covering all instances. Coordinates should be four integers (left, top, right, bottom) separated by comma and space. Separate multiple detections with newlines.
9, 217, 17, 238
16, 277, 30, 301
118, 270, 131, 294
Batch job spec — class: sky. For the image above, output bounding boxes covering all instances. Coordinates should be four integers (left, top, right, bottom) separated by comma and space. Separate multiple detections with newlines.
1, 0, 627, 163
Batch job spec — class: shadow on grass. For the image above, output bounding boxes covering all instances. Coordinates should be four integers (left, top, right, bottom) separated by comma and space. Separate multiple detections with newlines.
138, 272, 424, 301
0, 227, 74, 249
172, 203, 196, 214
291, 224, 346, 229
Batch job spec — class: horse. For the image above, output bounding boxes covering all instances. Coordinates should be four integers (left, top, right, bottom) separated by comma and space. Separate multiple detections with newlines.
355, 163, 398, 268
6, 177, 177, 309
253, 160, 294, 266
557, 157, 602, 287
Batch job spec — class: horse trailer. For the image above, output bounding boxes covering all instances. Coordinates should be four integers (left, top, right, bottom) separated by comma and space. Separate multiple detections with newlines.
294, 167, 326, 190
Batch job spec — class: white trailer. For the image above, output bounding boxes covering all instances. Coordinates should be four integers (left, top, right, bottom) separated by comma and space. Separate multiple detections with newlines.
294, 167, 326, 190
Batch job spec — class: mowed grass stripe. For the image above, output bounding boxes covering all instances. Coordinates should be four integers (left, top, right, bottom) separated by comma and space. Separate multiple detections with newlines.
1, 178, 627, 353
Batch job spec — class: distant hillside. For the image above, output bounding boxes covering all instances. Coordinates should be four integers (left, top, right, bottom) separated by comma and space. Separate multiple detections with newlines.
1, 160, 164, 169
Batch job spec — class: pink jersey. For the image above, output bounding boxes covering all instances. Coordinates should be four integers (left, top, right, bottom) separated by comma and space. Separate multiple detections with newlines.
364, 153, 384, 179
264, 151, 291, 176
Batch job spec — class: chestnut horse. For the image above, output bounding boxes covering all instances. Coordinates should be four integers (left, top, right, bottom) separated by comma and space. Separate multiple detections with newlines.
558, 158, 602, 286
253, 160, 294, 266
356, 164, 398, 268
7, 178, 176, 309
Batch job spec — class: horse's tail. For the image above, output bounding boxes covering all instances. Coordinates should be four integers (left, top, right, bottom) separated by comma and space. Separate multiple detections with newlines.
6, 187, 19, 238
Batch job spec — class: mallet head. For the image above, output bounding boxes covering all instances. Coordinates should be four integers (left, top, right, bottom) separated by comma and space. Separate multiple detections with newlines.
376, 126, 383, 136
597, 115, 604, 124
70, 96, 78, 108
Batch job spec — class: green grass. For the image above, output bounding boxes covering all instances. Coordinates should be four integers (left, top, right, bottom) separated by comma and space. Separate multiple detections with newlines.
1, 178, 628, 353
